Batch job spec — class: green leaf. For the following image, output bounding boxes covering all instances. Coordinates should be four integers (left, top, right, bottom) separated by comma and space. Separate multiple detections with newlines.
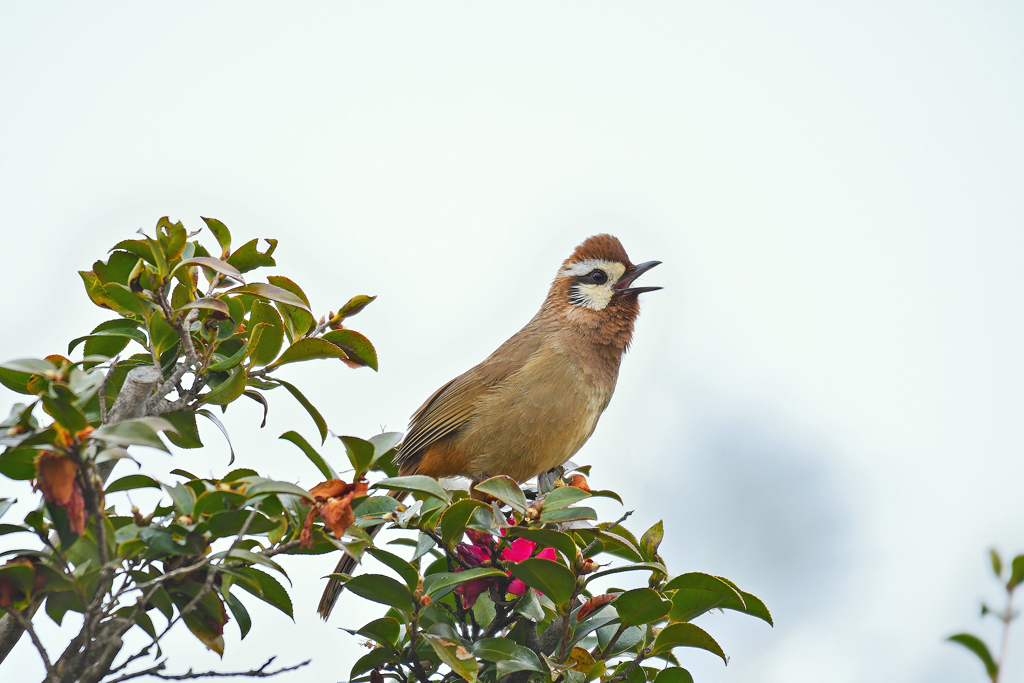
650, 622, 727, 663
374, 475, 450, 503
1008, 554, 1024, 590
948, 633, 998, 680
322, 330, 378, 371
162, 411, 204, 449
272, 378, 328, 443
248, 301, 284, 367
473, 475, 527, 513
201, 366, 248, 405
343, 573, 416, 615
222, 588, 252, 639
162, 483, 197, 517
0, 358, 57, 376
539, 507, 597, 524
346, 616, 401, 650
350, 649, 395, 681
265, 337, 347, 370
340, 436, 375, 475
229, 282, 309, 312
201, 217, 232, 258
40, 395, 88, 433
472, 638, 544, 677
369, 432, 403, 466
440, 499, 489, 548
614, 588, 671, 628
266, 276, 314, 341
366, 548, 420, 591
504, 528, 579, 563
422, 634, 478, 683
227, 238, 278, 273
207, 344, 248, 372
542, 486, 591, 511
103, 282, 146, 316
106, 475, 161, 494
514, 587, 545, 622
640, 520, 664, 561
69, 322, 147, 355
507, 558, 576, 608
668, 587, 728, 623
176, 257, 243, 284
220, 548, 289, 581
243, 479, 314, 502
585, 562, 667, 586
196, 409, 236, 464
178, 297, 230, 316
336, 294, 376, 320
990, 548, 1003, 579
423, 568, 508, 601
230, 567, 293, 618
653, 667, 694, 683
662, 573, 772, 625
280, 431, 337, 481
89, 417, 176, 452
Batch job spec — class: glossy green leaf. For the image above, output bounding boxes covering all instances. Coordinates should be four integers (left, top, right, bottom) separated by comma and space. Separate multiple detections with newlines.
374, 475, 450, 503
440, 499, 489, 548
40, 395, 88, 433
423, 568, 508, 601
103, 282, 146, 316
220, 548, 288, 581
90, 417, 176, 452
266, 276, 314, 341
280, 431, 337, 480
473, 638, 544, 677
473, 475, 527, 513
653, 667, 694, 683
201, 217, 232, 257
343, 573, 415, 614
176, 257, 243, 284
207, 344, 248, 372
248, 301, 284, 367
507, 558, 576, 608
366, 548, 420, 591
346, 616, 401, 650
196, 409, 236, 464
162, 410, 203, 449
222, 588, 252, 639
340, 436, 375, 475
422, 634, 478, 683
229, 282, 308, 312
178, 297, 230, 316
106, 475, 161, 494
230, 567, 293, 618
337, 294, 376, 320
948, 633, 998, 680
614, 588, 671, 628
265, 337, 347, 370
273, 378, 328, 443
542, 486, 591, 511
539, 507, 597, 524
226, 238, 278, 273
650, 622, 727, 663
201, 366, 247, 405
585, 562, 667, 586
350, 648, 395, 681
244, 479, 314, 502
640, 520, 664, 561
668, 587, 728, 623
162, 482, 197, 517
322, 329, 378, 371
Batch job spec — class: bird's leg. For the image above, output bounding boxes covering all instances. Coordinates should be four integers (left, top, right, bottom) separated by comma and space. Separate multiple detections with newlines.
536, 466, 563, 494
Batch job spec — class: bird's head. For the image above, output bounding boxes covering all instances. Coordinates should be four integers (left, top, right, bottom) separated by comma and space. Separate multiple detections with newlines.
548, 234, 661, 343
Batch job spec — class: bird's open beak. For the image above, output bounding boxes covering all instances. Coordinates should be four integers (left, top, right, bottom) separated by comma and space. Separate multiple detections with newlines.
613, 260, 662, 295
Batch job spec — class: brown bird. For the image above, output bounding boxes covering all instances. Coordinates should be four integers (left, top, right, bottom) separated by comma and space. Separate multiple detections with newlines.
318, 234, 660, 619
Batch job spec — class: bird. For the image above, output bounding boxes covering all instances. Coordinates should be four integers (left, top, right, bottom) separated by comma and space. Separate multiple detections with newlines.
318, 234, 660, 619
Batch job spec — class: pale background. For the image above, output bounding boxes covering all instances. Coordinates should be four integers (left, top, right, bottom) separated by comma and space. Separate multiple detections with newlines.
1, 3, 1022, 682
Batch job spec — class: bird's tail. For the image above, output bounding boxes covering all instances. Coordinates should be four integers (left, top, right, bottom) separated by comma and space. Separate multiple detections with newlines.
317, 488, 407, 620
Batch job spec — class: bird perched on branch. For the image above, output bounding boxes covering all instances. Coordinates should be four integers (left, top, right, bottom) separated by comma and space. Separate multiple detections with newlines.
318, 234, 660, 619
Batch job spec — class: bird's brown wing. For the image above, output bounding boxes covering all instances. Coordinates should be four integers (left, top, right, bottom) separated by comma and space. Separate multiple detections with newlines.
394, 357, 523, 472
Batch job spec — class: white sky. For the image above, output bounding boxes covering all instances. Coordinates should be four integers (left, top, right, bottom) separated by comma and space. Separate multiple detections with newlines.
1, 3, 1022, 682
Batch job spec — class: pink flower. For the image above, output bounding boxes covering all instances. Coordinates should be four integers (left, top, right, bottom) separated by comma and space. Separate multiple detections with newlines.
453, 534, 560, 608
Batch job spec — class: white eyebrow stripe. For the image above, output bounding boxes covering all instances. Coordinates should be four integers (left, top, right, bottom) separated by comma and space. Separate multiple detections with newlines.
559, 259, 619, 277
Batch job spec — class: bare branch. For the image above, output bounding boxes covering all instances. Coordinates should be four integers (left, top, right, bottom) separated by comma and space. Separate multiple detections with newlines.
98, 356, 119, 424
107, 657, 310, 683
6, 605, 59, 683
107, 366, 162, 425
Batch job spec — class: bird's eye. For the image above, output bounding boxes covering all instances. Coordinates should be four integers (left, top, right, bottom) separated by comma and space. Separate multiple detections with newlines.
589, 269, 608, 284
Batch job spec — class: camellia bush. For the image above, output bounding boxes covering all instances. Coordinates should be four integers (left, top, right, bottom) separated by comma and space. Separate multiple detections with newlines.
0, 217, 771, 683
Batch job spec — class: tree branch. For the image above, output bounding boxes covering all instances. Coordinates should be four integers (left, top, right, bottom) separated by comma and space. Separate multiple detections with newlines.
106, 656, 310, 682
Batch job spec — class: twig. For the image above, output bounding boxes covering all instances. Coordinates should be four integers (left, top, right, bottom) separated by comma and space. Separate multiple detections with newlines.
6, 605, 59, 683
107, 656, 310, 682
607, 510, 634, 530
997, 588, 1015, 683
607, 645, 653, 682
